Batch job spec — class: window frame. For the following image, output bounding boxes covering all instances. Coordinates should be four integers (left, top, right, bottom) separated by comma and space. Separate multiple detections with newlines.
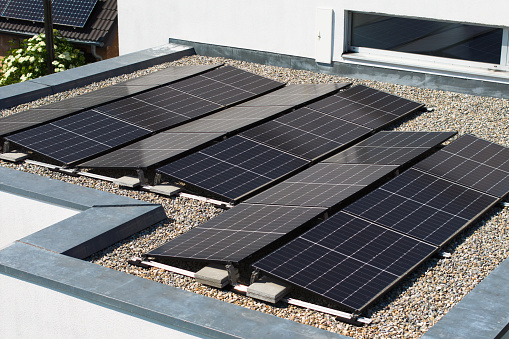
344, 11, 509, 73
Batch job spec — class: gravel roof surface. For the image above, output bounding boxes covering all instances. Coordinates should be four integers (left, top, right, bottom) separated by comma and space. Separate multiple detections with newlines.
1, 55, 508, 338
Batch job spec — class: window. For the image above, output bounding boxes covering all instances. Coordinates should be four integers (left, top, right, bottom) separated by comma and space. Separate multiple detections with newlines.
346, 12, 509, 72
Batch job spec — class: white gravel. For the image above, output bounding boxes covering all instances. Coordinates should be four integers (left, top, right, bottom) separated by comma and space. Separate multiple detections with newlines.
1, 54, 508, 338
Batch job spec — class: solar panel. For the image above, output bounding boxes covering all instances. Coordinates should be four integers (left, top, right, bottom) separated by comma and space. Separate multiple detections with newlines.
253, 211, 437, 312
344, 168, 498, 246
169, 106, 291, 134
156, 136, 309, 202
93, 97, 194, 131
240, 107, 371, 160
52, 0, 99, 27
147, 203, 326, 264
308, 85, 423, 129
414, 135, 509, 197
238, 83, 350, 107
325, 131, 456, 165
0, 108, 79, 137
168, 66, 284, 106
6, 110, 151, 164
78, 132, 223, 169
120, 64, 221, 87
2, 0, 44, 22
1, 0, 98, 27
247, 163, 397, 208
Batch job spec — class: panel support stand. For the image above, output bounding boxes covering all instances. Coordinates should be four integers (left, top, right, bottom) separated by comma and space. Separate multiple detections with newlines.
3, 141, 10, 153
136, 169, 146, 185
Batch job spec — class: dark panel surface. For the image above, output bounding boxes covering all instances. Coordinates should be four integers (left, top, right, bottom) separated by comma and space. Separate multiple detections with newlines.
170, 106, 291, 133
6, 110, 151, 164
148, 203, 326, 263
0, 108, 79, 137
52, 0, 98, 27
2, 0, 44, 22
308, 85, 422, 129
247, 163, 396, 208
94, 98, 190, 131
344, 169, 498, 246
253, 212, 437, 312
326, 131, 456, 165
168, 66, 283, 106
240, 107, 371, 160
157, 136, 309, 202
414, 135, 509, 197
79, 132, 222, 169
238, 83, 350, 107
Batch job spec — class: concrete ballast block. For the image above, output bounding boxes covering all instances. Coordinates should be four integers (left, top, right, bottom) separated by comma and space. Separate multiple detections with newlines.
0, 152, 29, 162
247, 276, 292, 303
115, 176, 141, 188
148, 185, 181, 197
195, 265, 229, 288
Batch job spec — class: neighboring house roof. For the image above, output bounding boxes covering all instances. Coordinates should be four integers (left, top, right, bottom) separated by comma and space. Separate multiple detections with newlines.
0, 0, 117, 45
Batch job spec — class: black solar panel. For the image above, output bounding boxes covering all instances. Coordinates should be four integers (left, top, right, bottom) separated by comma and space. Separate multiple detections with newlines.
1, 0, 98, 27
253, 211, 437, 312
240, 107, 371, 160
0, 108, 79, 137
344, 168, 498, 246
120, 64, 221, 87
147, 203, 326, 264
52, 0, 99, 27
6, 110, 151, 164
94, 98, 191, 131
325, 131, 456, 165
247, 163, 397, 208
308, 85, 423, 129
168, 66, 283, 106
2, 0, 44, 22
238, 83, 350, 107
78, 132, 223, 169
414, 135, 509, 198
156, 136, 309, 202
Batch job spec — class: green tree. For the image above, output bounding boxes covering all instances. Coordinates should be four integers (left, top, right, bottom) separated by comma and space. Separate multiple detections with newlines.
0, 30, 85, 86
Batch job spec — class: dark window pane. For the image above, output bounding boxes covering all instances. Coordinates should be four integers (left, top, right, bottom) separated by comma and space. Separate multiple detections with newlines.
351, 12, 502, 64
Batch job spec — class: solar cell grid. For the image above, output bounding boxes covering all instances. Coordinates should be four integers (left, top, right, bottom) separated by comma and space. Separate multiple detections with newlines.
253, 212, 437, 312
78, 132, 223, 169
2, 0, 44, 22
344, 168, 498, 246
414, 135, 509, 197
325, 131, 456, 165
52, 0, 98, 27
246, 163, 396, 208
148, 203, 326, 263
240, 107, 371, 160
157, 136, 309, 201
6, 110, 151, 164
307, 85, 422, 129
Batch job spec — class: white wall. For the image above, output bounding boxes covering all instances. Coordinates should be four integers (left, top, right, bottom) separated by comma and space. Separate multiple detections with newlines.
118, 0, 509, 60
0, 274, 202, 339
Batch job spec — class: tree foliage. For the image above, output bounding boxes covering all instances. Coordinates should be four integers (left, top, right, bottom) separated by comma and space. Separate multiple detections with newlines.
0, 30, 85, 86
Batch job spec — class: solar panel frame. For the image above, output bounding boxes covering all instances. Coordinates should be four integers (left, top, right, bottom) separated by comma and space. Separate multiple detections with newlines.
156, 135, 310, 202
78, 132, 223, 169
344, 168, 499, 246
307, 85, 423, 130
414, 134, 509, 198
246, 163, 397, 209
51, 0, 99, 27
325, 131, 456, 165
147, 203, 327, 264
240, 107, 372, 161
253, 211, 438, 312
6, 110, 151, 165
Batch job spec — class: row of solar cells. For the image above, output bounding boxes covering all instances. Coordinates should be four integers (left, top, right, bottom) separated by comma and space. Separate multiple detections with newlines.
253, 135, 509, 313
0, 0, 99, 28
156, 84, 424, 202
2, 65, 287, 166
147, 131, 455, 309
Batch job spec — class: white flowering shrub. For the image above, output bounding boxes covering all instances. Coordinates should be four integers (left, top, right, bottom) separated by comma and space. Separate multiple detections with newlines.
0, 30, 85, 86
